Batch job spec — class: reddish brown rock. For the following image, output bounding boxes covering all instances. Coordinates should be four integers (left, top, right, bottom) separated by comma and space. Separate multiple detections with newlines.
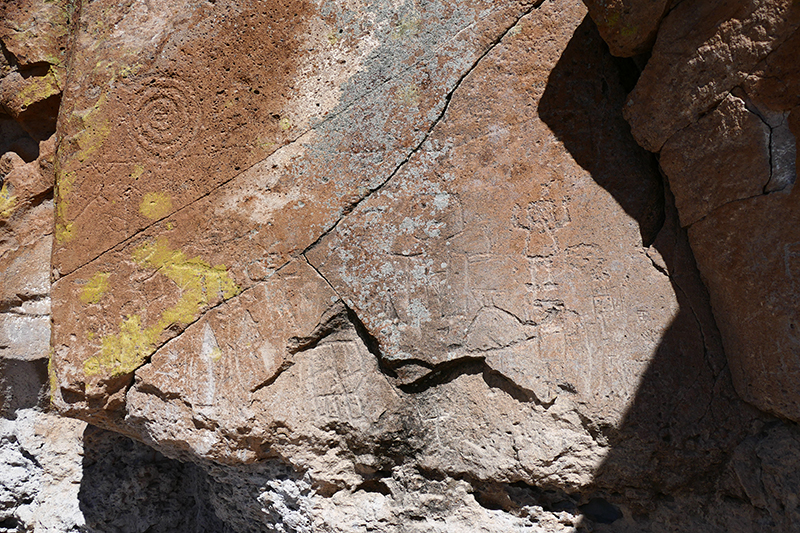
659, 94, 771, 226
47, 0, 759, 506
0, 0, 69, 141
0, 0, 794, 530
0, 137, 55, 362
0, 0, 71, 68
582, 0, 672, 56
48, 0, 553, 429
587, 0, 800, 421
687, 190, 800, 420
624, 0, 800, 153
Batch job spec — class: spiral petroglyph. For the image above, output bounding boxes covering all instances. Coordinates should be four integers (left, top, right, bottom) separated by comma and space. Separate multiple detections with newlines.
133, 78, 200, 157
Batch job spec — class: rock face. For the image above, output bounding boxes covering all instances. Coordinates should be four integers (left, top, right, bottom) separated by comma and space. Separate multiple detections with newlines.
0, 0, 798, 531
49, 0, 701, 486
585, 0, 800, 421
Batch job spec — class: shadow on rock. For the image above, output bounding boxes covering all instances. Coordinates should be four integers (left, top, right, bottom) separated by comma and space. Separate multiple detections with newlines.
538, 15, 796, 529
79, 425, 228, 533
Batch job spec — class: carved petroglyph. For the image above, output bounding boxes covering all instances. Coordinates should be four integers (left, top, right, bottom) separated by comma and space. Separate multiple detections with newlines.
303, 336, 369, 423
514, 198, 571, 258
132, 78, 200, 158
416, 402, 453, 450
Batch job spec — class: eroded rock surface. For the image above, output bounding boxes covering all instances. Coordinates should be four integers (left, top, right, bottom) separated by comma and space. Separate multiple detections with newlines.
585, 0, 800, 421
0, 0, 791, 530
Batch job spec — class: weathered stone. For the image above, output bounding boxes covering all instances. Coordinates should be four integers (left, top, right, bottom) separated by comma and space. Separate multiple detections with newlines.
0, 138, 55, 368
624, 0, 800, 153
0, 410, 86, 533
79, 425, 226, 533
0, 0, 71, 69
0, 1, 68, 143
686, 190, 800, 420
581, 0, 672, 56
660, 94, 771, 227
596, 0, 800, 420
51, 0, 542, 407
0, 0, 789, 530
45, 0, 767, 519
307, 8, 671, 408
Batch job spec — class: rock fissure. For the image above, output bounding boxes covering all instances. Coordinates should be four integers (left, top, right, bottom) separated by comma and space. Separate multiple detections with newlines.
6, 0, 797, 530
300, 3, 543, 260
685, 190, 772, 229
55, 2, 543, 281
126, 281, 261, 386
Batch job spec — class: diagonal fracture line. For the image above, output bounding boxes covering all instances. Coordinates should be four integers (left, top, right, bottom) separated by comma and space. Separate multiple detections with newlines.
57, 3, 536, 278
302, 2, 542, 258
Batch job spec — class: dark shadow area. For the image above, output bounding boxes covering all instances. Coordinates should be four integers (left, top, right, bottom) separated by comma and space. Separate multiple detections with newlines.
0, 116, 40, 163
79, 425, 229, 532
0, 358, 48, 417
538, 17, 664, 248
538, 14, 772, 522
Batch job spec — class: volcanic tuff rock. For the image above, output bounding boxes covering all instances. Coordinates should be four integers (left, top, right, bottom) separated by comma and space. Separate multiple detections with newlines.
584, 0, 800, 421
0, 0, 797, 530
50, 0, 695, 481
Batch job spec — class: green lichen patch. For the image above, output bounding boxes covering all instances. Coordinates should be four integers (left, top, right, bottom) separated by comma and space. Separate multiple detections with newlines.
84, 237, 240, 378
603, 12, 621, 27
139, 192, 173, 220
619, 24, 639, 38
80, 272, 110, 304
0, 184, 18, 219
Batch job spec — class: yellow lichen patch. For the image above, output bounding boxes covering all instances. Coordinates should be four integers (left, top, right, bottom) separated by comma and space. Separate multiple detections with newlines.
393, 15, 421, 38
85, 315, 160, 377
55, 171, 77, 242
131, 164, 145, 180
397, 85, 420, 107
139, 192, 173, 220
118, 63, 143, 79
0, 184, 18, 219
55, 221, 75, 243
133, 236, 240, 326
256, 136, 276, 150
16, 67, 61, 108
210, 347, 223, 362
279, 117, 293, 131
48, 350, 58, 405
80, 272, 110, 304
84, 238, 240, 378
67, 92, 111, 165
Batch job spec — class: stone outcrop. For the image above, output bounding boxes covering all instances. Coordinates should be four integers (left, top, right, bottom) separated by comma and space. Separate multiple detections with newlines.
49, 0, 701, 487
584, 0, 800, 422
0, 0, 798, 531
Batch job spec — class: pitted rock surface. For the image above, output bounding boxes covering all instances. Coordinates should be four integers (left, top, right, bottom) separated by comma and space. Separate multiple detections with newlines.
0, 0, 786, 530
586, 0, 800, 421
46, 0, 763, 501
